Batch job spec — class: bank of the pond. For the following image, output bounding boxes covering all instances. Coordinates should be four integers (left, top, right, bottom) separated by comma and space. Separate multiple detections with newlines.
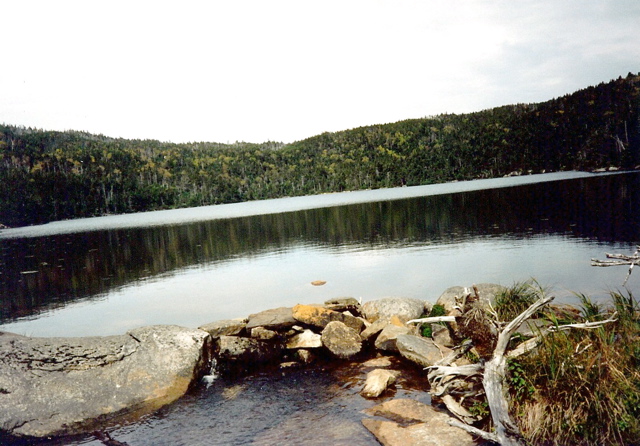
2, 281, 638, 446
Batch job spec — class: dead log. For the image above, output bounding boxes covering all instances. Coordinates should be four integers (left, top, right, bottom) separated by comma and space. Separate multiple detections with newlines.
591, 246, 640, 285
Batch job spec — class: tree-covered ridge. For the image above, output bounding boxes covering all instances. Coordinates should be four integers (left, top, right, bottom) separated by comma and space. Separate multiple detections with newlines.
1, 73, 639, 227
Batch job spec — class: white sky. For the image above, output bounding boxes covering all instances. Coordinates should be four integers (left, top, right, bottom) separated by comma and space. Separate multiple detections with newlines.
2, 0, 640, 144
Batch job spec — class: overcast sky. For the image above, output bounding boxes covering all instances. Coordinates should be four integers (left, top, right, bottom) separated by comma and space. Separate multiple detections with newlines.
2, 0, 640, 144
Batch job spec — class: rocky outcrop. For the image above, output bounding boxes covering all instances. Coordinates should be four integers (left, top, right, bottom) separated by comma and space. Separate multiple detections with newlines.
0, 325, 210, 438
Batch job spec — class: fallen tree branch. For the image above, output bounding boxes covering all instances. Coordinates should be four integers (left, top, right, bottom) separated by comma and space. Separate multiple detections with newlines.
447, 418, 500, 444
591, 246, 640, 286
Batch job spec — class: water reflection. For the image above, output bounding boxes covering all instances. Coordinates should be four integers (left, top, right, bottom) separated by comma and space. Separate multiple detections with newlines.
1, 173, 639, 335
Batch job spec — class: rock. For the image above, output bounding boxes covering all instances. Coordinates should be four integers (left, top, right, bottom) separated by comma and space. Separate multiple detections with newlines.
362, 297, 426, 323
360, 319, 388, 341
285, 329, 322, 349
361, 356, 393, 368
0, 326, 210, 438
321, 321, 362, 358
361, 369, 400, 398
292, 304, 364, 332
362, 398, 475, 446
436, 283, 505, 314
295, 349, 314, 364
250, 327, 278, 340
374, 324, 411, 352
324, 297, 361, 314
245, 307, 296, 331
198, 319, 246, 338
396, 334, 449, 368
430, 323, 454, 347
516, 319, 552, 337
215, 335, 281, 365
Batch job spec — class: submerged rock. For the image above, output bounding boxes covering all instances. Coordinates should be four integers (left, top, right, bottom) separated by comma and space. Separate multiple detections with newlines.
0, 325, 210, 438
362, 398, 475, 446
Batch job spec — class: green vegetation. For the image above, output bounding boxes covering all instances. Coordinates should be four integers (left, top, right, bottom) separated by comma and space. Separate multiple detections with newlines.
1, 73, 639, 227
494, 279, 547, 321
492, 285, 640, 445
420, 303, 446, 337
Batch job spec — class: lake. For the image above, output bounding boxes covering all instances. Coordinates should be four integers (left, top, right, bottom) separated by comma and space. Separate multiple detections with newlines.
1, 170, 640, 445
1, 171, 639, 337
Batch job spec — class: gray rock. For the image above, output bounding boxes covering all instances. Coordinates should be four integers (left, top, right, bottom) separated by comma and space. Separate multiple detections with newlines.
362, 398, 475, 446
198, 319, 246, 338
215, 335, 281, 365
245, 307, 297, 330
250, 327, 278, 340
436, 283, 505, 314
321, 321, 362, 358
324, 297, 361, 314
374, 324, 411, 352
396, 334, 449, 368
360, 319, 388, 341
0, 326, 210, 438
431, 323, 454, 347
362, 297, 426, 323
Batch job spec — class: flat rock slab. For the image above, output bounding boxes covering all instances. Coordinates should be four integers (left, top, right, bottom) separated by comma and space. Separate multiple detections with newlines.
362, 398, 475, 446
362, 297, 426, 323
198, 319, 246, 338
396, 334, 450, 368
0, 325, 210, 438
246, 307, 296, 330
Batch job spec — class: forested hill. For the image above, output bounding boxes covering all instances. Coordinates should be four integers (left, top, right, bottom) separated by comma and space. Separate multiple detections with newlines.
1, 73, 639, 227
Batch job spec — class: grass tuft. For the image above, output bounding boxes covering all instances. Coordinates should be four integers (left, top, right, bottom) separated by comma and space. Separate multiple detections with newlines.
510, 288, 640, 445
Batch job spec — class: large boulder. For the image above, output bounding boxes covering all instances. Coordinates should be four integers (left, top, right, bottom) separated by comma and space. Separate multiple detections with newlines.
362, 398, 475, 446
362, 297, 426, 323
0, 326, 210, 438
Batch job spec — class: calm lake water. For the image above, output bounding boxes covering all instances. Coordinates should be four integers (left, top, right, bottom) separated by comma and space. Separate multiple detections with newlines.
1, 171, 640, 445
1, 171, 639, 337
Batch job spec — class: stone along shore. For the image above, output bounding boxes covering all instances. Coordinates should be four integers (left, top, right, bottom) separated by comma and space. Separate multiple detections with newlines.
1, 283, 526, 445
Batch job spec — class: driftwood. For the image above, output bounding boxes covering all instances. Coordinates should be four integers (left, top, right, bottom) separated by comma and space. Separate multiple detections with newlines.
591, 246, 640, 285
406, 315, 457, 324
426, 291, 617, 445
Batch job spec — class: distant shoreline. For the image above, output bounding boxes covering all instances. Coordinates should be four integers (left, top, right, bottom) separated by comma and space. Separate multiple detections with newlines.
0, 170, 627, 239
